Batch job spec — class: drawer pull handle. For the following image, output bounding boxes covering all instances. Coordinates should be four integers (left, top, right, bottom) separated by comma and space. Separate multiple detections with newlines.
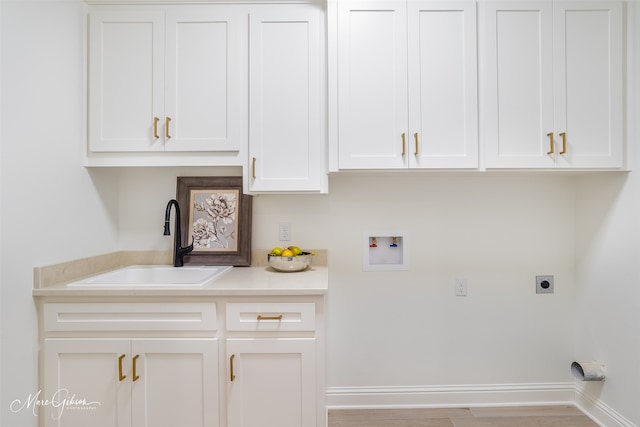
414, 132, 419, 155
252, 157, 256, 179
547, 132, 554, 155
132, 354, 140, 382
153, 117, 160, 139
230, 354, 236, 382
401, 133, 406, 156
118, 354, 126, 381
257, 314, 283, 321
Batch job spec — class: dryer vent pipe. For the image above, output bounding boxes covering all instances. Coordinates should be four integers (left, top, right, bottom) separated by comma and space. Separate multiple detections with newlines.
571, 361, 605, 382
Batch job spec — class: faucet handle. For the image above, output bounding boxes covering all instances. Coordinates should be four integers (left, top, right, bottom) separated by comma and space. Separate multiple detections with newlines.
181, 235, 194, 253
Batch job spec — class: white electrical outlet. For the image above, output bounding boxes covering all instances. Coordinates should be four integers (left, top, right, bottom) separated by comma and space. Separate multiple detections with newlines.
455, 278, 468, 296
279, 223, 291, 241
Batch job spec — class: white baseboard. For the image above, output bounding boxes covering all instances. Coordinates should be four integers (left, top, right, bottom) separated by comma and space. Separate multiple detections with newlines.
574, 386, 636, 427
326, 383, 636, 427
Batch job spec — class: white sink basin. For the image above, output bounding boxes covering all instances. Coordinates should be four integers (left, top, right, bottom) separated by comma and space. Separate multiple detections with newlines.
66, 265, 233, 287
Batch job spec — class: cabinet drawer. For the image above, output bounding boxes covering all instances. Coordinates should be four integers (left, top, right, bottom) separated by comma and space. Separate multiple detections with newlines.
44, 302, 217, 332
226, 302, 315, 331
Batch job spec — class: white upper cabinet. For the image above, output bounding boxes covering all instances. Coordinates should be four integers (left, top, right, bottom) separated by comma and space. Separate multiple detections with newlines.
553, 1, 623, 168
336, 0, 478, 169
164, 9, 242, 152
408, 0, 478, 169
247, 5, 327, 193
89, 10, 165, 153
88, 6, 242, 157
337, 1, 408, 169
483, 0, 623, 169
87, 4, 329, 190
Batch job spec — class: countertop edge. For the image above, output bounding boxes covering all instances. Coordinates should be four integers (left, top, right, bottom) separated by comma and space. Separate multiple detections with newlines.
33, 251, 328, 297
32, 287, 328, 297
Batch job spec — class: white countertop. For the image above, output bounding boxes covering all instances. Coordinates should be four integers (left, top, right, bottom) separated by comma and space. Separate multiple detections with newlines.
33, 265, 328, 297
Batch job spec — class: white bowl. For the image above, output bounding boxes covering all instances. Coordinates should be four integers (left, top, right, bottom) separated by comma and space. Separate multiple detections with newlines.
268, 252, 315, 272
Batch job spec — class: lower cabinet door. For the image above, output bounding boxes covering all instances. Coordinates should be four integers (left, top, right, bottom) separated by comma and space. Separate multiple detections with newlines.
42, 338, 219, 427
131, 339, 219, 427
226, 338, 316, 427
43, 339, 131, 427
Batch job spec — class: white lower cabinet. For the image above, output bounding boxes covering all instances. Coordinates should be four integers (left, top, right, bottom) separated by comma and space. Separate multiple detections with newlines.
43, 338, 219, 427
131, 339, 219, 427
40, 302, 219, 427
225, 302, 319, 427
43, 339, 131, 427
226, 339, 317, 427
38, 298, 325, 427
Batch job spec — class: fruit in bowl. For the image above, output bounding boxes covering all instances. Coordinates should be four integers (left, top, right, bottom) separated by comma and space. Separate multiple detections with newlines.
268, 246, 315, 272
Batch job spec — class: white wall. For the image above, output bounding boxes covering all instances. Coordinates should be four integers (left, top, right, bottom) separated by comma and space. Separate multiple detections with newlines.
324, 173, 576, 387
118, 170, 578, 387
571, 2, 640, 425
0, 0, 4, 422
115, 167, 243, 250
0, 1, 119, 426
574, 172, 640, 425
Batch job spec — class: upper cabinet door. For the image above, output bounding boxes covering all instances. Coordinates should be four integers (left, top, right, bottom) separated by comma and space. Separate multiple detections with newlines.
164, 8, 243, 152
483, 1, 555, 168
89, 11, 165, 152
483, 0, 623, 169
553, 1, 623, 168
335, 0, 478, 170
337, 0, 409, 169
407, 0, 478, 169
248, 6, 325, 192
88, 7, 244, 156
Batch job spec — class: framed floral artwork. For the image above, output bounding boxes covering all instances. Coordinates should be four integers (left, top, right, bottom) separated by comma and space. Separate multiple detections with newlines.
176, 176, 252, 266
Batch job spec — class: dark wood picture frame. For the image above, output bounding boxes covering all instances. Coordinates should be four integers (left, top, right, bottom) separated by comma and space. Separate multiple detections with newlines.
177, 176, 252, 266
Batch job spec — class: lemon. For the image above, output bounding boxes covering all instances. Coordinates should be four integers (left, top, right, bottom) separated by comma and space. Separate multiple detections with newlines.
281, 249, 294, 257
270, 247, 284, 256
288, 246, 303, 256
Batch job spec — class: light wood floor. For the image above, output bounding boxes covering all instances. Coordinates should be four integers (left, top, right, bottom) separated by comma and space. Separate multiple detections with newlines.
328, 405, 599, 427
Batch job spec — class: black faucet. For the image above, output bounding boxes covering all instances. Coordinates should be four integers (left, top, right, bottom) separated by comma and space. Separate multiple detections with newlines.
164, 199, 194, 267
